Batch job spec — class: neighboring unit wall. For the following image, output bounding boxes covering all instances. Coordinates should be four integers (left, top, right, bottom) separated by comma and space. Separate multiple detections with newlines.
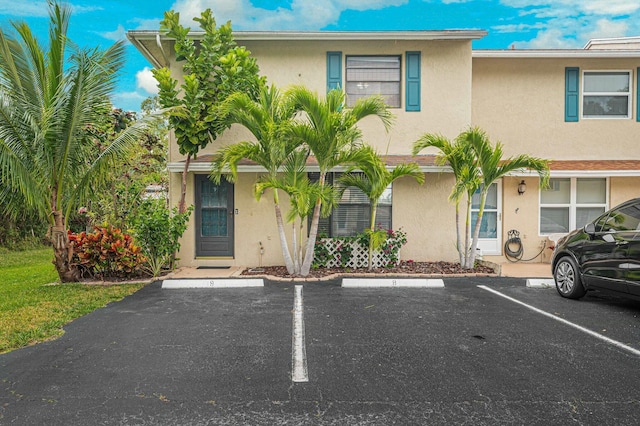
610, 177, 640, 207
472, 57, 640, 160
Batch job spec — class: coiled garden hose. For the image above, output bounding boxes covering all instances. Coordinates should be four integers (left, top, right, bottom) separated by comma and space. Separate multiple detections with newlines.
504, 229, 547, 262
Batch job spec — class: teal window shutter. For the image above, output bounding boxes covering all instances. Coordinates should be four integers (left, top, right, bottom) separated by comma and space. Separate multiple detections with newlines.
565, 67, 579, 122
406, 51, 421, 112
326, 52, 342, 92
637, 68, 640, 122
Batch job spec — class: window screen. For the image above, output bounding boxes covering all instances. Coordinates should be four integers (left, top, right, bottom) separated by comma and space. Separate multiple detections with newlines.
346, 56, 401, 108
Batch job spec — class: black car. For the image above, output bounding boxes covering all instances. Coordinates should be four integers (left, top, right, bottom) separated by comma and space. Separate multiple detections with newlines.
552, 197, 640, 299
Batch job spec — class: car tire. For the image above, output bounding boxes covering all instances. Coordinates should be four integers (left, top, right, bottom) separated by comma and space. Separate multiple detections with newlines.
554, 256, 586, 299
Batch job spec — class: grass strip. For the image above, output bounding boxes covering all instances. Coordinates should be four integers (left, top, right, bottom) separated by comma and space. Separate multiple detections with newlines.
0, 247, 145, 354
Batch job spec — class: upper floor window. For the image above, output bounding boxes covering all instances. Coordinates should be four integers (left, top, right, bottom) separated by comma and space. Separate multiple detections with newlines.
346, 56, 400, 108
540, 177, 607, 234
582, 71, 631, 119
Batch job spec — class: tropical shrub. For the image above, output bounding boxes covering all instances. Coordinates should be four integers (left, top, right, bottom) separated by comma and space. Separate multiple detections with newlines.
132, 199, 193, 277
69, 226, 146, 280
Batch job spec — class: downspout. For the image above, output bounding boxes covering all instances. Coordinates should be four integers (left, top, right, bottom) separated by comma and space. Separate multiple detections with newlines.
156, 33, 170, 68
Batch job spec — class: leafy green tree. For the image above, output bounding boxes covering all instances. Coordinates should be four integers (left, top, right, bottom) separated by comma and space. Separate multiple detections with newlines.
77, 105, 167, 230
152, 9, 264, 214
0, 1, 156, 281
287, 87, 394, 276
339, 145, 424, 269
211, 85, 301, 274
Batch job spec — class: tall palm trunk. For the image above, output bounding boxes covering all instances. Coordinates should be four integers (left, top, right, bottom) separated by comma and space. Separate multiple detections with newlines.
463, 195, 473, 269
50, 207, 80, 282
455, 201, 464, 266
467, 193, 487, 268
273, 191, 295, 274
368, 204, 378, 270
300, 173, 325, 276
301, 198, 322, 276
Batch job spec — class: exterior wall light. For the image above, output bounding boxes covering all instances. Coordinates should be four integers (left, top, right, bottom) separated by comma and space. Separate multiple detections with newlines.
517, 180, 527, 195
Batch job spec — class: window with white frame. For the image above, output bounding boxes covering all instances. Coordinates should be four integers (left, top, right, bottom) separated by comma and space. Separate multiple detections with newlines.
311, 172, 392, 237
582, 71, 631, 118
539, 177, 607, 234
345, 56, 401, 108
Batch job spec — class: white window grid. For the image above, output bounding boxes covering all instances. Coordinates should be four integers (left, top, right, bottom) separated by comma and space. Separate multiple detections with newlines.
539, 177, 609, 235
581, 69, 632, 120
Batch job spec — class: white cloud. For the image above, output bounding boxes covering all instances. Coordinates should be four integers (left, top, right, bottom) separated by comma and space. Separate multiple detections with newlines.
170, 0, 406, 30
0, 1, 102, 17
492, 22, 546, 33
100, 24, 127, 42
502, 0, 640, 16
513, 28, 576, 48
110, 90, 147, 112
583, 18, 628, 41
499, 0, 640, 48
0, 1, 49, 17
136, 67, 159, 95
580, 0, 640, 15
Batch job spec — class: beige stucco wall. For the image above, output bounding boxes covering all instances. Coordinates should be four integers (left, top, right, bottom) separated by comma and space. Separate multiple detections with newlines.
392, 173, 459, 262
610, 176, 640, 207
472, 57, 640, 160
168, 39, 474, 162
167, 38, 477, 266
164, 40, 640, 268
482, 176, 640, 265
173, 172, 296, 268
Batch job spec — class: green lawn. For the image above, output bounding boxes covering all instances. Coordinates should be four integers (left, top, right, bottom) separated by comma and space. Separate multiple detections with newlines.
0, 247, 145, 354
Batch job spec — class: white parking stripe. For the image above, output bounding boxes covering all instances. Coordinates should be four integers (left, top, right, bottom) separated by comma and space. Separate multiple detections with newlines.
292, 285, 309, 382
478, 285, 640, 357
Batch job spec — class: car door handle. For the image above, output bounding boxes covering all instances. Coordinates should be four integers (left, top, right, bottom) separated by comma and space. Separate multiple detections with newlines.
616, 241, 629, 245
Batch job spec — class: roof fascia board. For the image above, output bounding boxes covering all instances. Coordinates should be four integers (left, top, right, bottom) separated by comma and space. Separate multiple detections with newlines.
167, 162, 451, 173
514, 170, 640, 178
585, 36, 640, 49
473, 50, 640, 59
128, 29, 487, 42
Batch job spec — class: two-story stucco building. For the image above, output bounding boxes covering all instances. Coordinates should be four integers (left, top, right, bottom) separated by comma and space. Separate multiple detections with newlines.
127, 29, 640, 269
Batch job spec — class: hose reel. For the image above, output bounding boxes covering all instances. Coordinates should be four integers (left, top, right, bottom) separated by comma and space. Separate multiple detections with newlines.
504, 229, 547, 262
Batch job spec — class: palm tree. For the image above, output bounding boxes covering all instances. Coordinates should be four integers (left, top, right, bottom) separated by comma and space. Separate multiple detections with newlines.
287, 86, 394, 276
413, 128, 549, 269
0, 1, 156, 281
339, 145, 424, 269
254, 150, 339, 274
412, 133, 481, 267
462, 127, 549, 267
211, 84, 302, 274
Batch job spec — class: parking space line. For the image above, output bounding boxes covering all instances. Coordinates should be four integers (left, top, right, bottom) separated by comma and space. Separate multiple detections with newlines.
292, 285, 309, 382
478, 285, 640, 357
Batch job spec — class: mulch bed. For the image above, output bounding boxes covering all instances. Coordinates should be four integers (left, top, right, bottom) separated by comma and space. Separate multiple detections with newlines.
241, 260, 496, 279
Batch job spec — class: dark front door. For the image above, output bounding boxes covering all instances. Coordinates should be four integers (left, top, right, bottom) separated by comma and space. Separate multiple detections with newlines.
195, 175, 234, 257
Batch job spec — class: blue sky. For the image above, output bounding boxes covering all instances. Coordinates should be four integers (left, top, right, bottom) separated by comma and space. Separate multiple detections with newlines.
1, 0, 640, 112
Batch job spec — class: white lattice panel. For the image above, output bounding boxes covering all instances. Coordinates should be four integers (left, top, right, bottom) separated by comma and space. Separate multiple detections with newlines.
318, 239, 399, 269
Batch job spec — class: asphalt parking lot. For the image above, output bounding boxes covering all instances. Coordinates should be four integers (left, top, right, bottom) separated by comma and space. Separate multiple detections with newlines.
1, 276, 640, 425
